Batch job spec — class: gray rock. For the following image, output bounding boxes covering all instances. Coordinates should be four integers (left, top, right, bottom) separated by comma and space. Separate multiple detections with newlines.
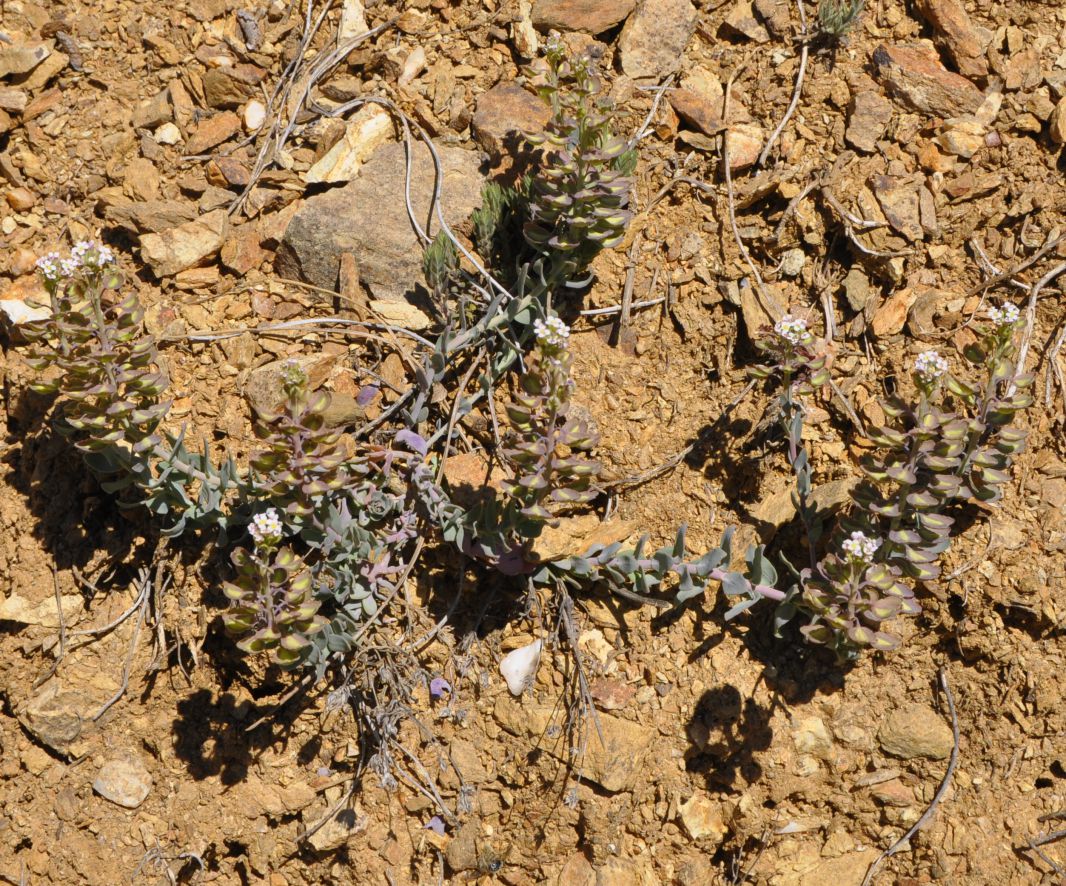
878, 703, 954, 760
531, 0, 637, 34
846, 90, 894, 152
275, 141, 486, 300
619, 0, 697, 80
93, 756, 153, 809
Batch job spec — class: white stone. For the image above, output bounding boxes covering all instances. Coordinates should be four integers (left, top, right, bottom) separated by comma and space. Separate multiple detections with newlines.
500, 639, 542, 696
154, 122, 181, 145
243, 99, 266, 133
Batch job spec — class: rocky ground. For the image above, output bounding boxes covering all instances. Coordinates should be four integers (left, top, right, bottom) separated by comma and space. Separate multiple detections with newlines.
2, 0, 1066, 883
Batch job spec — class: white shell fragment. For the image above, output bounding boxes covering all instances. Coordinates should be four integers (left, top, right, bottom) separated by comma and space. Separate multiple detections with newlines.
500, 639, 542, 696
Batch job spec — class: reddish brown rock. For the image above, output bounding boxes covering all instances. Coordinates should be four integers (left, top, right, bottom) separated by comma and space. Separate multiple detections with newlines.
668, 88, 726, 136
913, 0, 988, 79
530, 0, 636, 34
184, 111, 241, 155
221, 226, 267, 275
471, 82, 551, 156
873, 42, 984, 118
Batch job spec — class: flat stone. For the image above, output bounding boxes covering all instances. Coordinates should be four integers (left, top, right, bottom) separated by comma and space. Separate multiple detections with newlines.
869, 777, 915, 807
668, 88, 726, 136
494, 697, 654, 792
130, 89, 172, 130
846, 90, 893, 152
791, 716, 833, 758
619, 0, 697, 80
870, 175, 923, 241
0, 40, 52, 78
472, 82, 551, 156
203, 64, 264, 109
304, 105, 395, 183
531, 0, 636, 34
100, 196, 200, 233
913, 0, 988, 79
93, 756, 153, 809
878, 702, 954, 760
0, 592, 83, 627
185, 111, 241, 155
726, 122, 764, 170
275, 141, 485, 300
873, 42, 984, 118
139, 209, 229, 277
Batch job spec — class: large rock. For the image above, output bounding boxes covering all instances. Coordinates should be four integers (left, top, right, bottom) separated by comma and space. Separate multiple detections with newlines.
275, 141, 486, 300
494, 697, 654, 792
872, 42, 983, 118
619, 0, 697, 80
531, 0, 637, 34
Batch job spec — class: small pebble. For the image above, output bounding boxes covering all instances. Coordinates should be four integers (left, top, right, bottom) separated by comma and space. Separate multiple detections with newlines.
6, 186, 36, 211
244, 99, 266, 132
154, 122, 182, 145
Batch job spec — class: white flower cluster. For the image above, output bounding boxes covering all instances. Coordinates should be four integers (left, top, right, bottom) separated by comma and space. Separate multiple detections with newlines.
774, 314, 810, 345
35, 251, 63, 282
71, 240, 115, 268
988, 302, 1020, 328
534, 315, 570, 348
914, 349, 949, 383
249, 508, 284, 547
841, 530, 880, 563
35, 241, 115, 283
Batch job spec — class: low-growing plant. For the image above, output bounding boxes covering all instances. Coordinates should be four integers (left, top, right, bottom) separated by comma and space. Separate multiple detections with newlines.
816, 0, 866, 40
24, 243, 240, 536
249, 360, 348, 521
222, 509, 327, 668
752, 306, 1032, 659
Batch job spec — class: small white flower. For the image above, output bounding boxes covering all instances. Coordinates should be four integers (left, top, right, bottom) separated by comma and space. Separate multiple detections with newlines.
841, 530, 880, 563
774, 314, 810, 346
534, 315, 570, 349
249, 508, 284, 546
60, 257, 81, 277
914, 349, 949, 383
988, 303, 1020, 328
35, 252, 62, 281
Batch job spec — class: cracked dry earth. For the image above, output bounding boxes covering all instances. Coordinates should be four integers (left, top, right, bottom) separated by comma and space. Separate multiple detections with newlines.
3, 0, 1066, 883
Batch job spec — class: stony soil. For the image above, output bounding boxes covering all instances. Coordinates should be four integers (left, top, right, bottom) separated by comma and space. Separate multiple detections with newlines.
2, 0, 1066, 884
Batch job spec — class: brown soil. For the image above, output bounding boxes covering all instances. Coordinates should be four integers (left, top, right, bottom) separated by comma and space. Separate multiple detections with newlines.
2, 0, 1066, 884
